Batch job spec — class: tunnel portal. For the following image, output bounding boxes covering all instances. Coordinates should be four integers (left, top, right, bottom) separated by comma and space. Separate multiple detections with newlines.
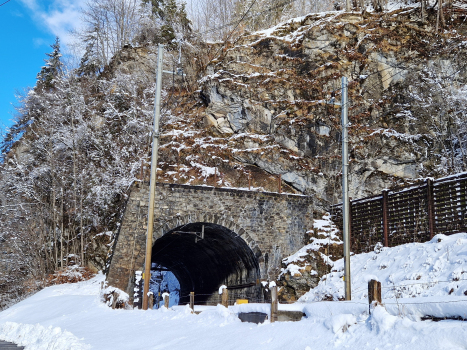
151, 222, 261, 304
106, 182, 314, 304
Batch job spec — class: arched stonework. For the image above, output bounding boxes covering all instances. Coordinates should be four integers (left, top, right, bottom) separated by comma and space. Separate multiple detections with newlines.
106, 182, 314, 300
151, 220, 262, 304
153, 213, 261, 257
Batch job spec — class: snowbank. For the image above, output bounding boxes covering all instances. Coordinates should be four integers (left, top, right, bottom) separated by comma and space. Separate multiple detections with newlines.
301, 233, 467, 302
0, 322, 91, 350
2, 235, 467, 349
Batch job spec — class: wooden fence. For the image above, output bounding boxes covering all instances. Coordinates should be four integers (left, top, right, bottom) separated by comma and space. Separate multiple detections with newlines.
331, 172, 467, 254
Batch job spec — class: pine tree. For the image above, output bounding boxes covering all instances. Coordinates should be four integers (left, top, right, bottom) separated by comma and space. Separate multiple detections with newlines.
77, 39, 102, 77
142, 0, 192, 45
36, 37, 63, 90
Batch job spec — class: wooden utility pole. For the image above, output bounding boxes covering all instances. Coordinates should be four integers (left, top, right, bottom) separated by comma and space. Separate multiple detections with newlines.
142, 44, 164, 310
341, 76, 351, 300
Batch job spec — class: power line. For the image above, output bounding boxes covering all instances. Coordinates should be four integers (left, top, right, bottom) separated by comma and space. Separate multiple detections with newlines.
0, 0, 12, 7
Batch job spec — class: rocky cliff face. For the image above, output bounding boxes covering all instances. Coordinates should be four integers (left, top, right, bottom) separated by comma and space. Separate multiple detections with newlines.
195, 8, 467, 207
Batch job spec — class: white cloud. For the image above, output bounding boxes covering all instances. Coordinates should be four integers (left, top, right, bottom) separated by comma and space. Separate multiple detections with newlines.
19, 0, 88, 53
32, 37, 50, 48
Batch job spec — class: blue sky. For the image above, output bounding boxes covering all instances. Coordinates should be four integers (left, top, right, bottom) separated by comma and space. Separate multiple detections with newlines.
0, 0, 84, 140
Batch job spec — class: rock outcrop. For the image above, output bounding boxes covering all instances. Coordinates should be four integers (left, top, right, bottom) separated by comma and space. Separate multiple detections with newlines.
196, 7, 467, 206
277, 214, 343, 301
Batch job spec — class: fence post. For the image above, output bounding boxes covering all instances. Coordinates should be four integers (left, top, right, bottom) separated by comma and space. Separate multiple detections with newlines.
190, 292, 194, 312
427, 178, 435, 239
382, 190, 389, 247
222, 288, 229, 307
270, 285, 278, 323
278, 174, 282, 194
148, 292, 154, 310
368, 279, 382, 314
164, 294, 170, 308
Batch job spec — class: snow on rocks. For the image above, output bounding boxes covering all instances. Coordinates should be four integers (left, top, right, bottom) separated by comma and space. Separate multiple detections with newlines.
101, 286, 129, 309
278, 213, 342, 301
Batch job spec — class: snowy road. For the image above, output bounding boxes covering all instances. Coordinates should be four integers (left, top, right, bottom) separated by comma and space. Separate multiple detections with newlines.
1, 233, 467, 349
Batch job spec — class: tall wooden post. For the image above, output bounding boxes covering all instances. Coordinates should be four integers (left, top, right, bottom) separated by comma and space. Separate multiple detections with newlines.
382, 190, 389, 247
164, 294, 170, 308
221, 288, 229, 307
189, 292, 195, 312
270, 285, 278, 323
427, 178, 435, 239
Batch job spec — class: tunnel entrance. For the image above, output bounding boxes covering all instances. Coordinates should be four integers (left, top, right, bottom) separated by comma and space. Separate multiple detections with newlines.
151, 222, 261, 305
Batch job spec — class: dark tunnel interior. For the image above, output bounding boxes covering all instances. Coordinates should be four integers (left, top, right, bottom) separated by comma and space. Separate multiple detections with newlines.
151, 222, 261, 305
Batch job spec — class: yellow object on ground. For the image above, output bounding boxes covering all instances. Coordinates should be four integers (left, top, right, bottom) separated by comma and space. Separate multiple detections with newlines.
236, 299, 249, 304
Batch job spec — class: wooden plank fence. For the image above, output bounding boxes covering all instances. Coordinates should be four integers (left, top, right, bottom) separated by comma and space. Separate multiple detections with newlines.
331, 172, 467, 254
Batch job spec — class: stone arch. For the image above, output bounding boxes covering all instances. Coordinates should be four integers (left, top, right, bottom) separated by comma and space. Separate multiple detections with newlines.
150, 215, 263, 304
153, 213, 262, 258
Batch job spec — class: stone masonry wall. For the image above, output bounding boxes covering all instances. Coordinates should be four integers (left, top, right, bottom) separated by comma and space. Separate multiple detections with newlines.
107, 181, 314, 296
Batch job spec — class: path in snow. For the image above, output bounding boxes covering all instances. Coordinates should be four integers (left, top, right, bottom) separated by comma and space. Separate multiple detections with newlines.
0, 340, 24, 349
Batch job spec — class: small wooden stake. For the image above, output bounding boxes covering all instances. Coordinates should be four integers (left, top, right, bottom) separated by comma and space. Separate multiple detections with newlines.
221, 288, 229, 307
368, 279, 382, 313
190, 292, 195, 312
270, 285, 278, 323
164, 294, 170, 308
148, 292, 154, 310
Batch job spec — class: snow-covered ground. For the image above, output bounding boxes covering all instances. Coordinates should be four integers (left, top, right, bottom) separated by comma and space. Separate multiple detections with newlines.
2, 234, 467, 349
